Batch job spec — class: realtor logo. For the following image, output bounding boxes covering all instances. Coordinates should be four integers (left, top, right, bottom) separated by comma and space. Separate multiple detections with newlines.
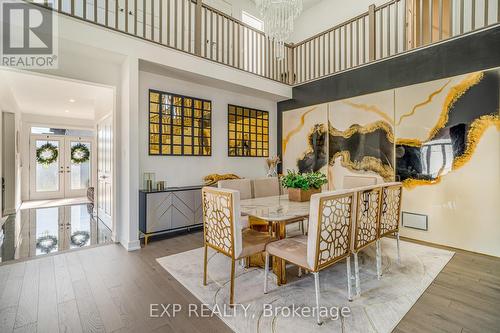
1, 0, 58, 68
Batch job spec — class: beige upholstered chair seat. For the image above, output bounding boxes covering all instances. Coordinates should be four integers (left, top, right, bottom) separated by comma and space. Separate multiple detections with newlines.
266, 235, 310, 270
240, 229, 275, 259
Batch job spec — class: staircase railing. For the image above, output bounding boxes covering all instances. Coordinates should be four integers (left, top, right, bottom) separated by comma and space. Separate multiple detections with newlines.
292, 0, 500, 84
27, 0, 293, 84
25, 0, 500, 86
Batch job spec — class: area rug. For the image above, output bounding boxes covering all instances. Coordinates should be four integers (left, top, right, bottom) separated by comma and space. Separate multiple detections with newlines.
156, 239, 454, 332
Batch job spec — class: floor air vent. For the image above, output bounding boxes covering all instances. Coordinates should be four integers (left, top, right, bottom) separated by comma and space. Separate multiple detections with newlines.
402, 212, 428, 231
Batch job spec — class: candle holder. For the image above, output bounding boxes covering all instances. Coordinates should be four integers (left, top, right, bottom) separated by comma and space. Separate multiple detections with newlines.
143, 172, 156, 191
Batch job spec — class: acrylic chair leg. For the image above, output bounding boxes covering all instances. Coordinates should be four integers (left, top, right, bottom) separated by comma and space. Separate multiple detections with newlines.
313, 272, 322, 325
230, 259, 236, 306
376, 240, 382, 280
396, 232, 401, 265
264, 253, 269, 294
346, 256, 353, 301
354, 252, 360, 297
203, 245, 208, 286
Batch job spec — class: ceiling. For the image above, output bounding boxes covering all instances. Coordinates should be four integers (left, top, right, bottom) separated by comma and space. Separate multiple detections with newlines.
299, 0, 323, 10
0, 69, 113, 120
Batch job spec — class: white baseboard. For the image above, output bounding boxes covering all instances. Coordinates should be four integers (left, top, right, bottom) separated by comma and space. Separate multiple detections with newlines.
121, 239, 141, 251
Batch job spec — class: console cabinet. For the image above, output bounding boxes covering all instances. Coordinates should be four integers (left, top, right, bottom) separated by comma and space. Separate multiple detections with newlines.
139, 186, 203, 243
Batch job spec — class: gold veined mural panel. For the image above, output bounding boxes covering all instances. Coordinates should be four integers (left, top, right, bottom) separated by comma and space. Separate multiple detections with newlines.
282, 104, 329, 174
395, 69, 499, 188
394, 68, 500, 257
328, 90, 395, 188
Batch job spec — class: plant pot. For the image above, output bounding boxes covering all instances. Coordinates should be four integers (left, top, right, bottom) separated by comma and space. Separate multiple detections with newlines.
287, 187, 321, 202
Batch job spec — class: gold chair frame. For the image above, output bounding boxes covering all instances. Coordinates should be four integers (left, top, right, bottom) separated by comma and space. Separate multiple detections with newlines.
264, 191, 355, 325
378, 184, 403, 264
202, 187, 272, 306
352, 187, 383, 296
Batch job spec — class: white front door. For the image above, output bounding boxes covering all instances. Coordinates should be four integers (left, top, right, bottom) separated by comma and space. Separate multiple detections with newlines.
30, 136, 65, 200
97, 116, 113, 229
64, 137, 93, 198
30, 135, 94, 200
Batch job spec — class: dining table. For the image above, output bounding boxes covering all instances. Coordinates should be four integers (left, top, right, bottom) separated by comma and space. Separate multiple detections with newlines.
240, 194, 311, 285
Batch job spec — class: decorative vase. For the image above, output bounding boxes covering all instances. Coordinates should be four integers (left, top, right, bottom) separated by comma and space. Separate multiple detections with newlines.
267, 165, 277, 177
287, 187, 321, 202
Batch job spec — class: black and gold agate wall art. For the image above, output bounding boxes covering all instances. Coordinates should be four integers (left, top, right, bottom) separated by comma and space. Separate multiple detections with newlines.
394, 69, 499, 256
281, 92, 395, 189
328, 90, 395, 189
281, 104, 328, 175
149, 90, 212, 156
282, 68, 499, 256
395, 70, 500, 187
228, 105, 269, 157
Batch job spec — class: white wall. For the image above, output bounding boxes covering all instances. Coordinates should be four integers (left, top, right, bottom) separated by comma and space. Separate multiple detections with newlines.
289, 0, 388, 42
120, 57, 141, 251
139, 70, 277, 187
0, 77, 22, 217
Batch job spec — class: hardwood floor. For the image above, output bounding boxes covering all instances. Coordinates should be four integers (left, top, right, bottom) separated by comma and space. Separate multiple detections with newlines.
0, 231, 498, 333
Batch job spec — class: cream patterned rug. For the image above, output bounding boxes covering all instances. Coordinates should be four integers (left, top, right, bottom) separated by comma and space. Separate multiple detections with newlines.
156, 239, 454, 332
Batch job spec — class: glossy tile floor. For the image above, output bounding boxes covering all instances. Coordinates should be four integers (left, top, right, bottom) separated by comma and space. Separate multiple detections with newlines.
0, 203, 112, 263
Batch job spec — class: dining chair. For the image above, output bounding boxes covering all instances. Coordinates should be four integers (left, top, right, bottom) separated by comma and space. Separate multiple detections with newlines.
202, 187, 274, 306
218, 179, 252, 229
352, 186, 382, 297
263, 190, 355, 325
253, 177, 306, 237
378, 183, 403, 264
218, 179, 253, 200
252, 177, 280, 198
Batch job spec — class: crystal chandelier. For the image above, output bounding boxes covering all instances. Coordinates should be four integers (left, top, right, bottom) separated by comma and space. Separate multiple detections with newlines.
256, 0, 303, 60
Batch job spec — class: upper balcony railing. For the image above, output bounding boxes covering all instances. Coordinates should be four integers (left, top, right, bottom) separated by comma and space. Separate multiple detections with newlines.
28, 0, 500, 86
293, 0, 500, 84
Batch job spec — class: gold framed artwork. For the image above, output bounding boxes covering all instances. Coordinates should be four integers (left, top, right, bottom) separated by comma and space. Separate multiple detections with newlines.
149, 90, 212, 156
228, 104, 269, 157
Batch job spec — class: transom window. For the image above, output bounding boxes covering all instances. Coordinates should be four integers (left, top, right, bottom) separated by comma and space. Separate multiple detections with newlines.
149, 90, 212, 156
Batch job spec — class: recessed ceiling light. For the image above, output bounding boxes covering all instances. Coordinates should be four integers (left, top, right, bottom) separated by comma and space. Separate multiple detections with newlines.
69, 99, 75, 103
65, 110, 69, 113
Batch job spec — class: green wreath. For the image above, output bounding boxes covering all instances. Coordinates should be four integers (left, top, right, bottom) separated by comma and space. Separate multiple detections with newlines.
36, 234, 58, 253
71, 143, 90, 164
70, 230, 90, 247
36, 143, 58, 166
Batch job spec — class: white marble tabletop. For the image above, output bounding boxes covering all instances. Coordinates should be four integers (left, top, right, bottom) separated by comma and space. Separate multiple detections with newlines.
240, 195, 311, 222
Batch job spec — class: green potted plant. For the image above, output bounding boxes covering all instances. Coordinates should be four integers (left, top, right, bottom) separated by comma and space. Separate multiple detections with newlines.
281, 170, 328, 202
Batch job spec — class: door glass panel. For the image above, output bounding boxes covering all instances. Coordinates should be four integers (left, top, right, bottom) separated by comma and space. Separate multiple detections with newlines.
69, 204, 91, 249
35, 140, 60, 192
35, 207, 59, 255
70, 141, 91, 190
